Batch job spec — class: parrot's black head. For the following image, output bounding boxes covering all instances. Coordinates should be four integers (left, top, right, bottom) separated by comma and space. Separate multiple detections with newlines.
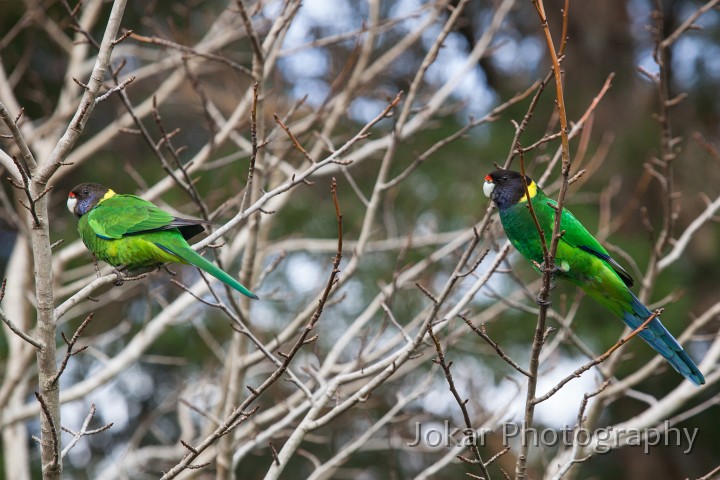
67, 183, 113, 217
483, 170, 536, 210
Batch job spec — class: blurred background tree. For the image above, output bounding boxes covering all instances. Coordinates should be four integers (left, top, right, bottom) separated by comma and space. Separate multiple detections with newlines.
0, 0, 718, 479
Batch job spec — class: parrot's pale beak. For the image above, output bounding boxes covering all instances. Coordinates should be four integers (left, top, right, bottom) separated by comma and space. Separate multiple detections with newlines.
67, 194, 77, 215
483, 179, 495, 198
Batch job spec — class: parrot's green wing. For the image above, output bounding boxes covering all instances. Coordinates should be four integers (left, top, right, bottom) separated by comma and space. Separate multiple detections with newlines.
575, 245, 634, 287
87, 194, 197, 240
544, 198, 635, 287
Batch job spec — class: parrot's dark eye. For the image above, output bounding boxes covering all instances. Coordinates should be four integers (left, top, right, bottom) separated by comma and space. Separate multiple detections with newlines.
82, 189, 89, 196
501, 176, 508, 182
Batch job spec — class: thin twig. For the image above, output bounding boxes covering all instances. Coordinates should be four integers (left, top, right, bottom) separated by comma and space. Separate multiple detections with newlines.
533, 310, 661, 405
274, 114, 315, 163
660, 0, 720, 48
129, 32, 253, 77
460, 314, 531, 378
34, 392, 60, 469
426, 324, 492, 479
0, 284, 44, 352
52, 313, 95, 385
60, 404, 113, 459
95, 76, 135, 103
235, 0, 264, 65
0, 101, 37, 175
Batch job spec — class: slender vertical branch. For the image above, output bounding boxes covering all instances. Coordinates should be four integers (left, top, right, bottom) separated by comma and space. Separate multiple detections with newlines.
22, 2, 128, 479
516, 2, 573, 479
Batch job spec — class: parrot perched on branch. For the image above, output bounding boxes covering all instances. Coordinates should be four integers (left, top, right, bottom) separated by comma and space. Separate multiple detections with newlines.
67, 183, 258, 300
483, 169, 703, 385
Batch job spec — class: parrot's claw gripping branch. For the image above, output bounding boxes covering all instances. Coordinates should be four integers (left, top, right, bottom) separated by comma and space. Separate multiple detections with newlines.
112, 268, 125, 286
109, 266, 149, 286
162, 265, 177, 276
535, 294, 552, 308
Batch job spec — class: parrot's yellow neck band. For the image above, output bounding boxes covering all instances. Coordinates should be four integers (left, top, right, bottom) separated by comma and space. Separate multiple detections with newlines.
518, 181, 537, 203
101, 189, 116, 202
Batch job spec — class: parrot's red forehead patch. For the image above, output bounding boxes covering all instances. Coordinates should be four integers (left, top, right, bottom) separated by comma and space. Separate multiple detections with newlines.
68, 191, 76, 198
484, 174, 493, 182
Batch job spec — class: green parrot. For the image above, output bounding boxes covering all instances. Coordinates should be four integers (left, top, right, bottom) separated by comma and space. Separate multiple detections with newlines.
67, 183, 258, 300
483, 170, 703, 385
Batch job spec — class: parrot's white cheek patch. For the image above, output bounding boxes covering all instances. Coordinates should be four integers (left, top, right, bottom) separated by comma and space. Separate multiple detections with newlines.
483, 181, 495, 198
66, 197, 77, 214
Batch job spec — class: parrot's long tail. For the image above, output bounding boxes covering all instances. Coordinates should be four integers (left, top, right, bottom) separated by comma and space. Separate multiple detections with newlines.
156, 243, 259, 300
622, 293, 704, 385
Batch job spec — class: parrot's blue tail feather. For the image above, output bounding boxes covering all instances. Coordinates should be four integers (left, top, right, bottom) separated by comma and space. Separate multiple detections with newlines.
622, 293, 704, 385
